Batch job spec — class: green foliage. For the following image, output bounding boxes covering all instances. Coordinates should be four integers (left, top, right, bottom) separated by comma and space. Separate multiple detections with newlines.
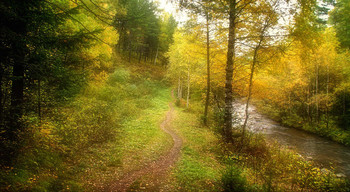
170, 104, 222, 191
0, 0, 117, 166
0, 58, 173, 191
219, 133, 350, 192
213, 108, 225, 136
332, 83, 350, 130
175, 98, 181, 107
281, 112, 304, 128
221, 164, 249, 192
158, 14, 177, 64
330, 0, 350, 49
57, 98, 117, 151
115, 0, 166, 63
107, 68, 130, 84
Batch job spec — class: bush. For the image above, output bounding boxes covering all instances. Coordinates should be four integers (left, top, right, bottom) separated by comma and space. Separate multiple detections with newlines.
107, 68, 130, 84
175, 98, 181, 107
221, 164, 249, 192
332, 83, 350, 131
56, 98, 117, 152
213, 108, 225, 136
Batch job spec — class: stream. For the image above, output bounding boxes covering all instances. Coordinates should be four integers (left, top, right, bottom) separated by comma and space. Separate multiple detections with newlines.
232, 101, 350, 178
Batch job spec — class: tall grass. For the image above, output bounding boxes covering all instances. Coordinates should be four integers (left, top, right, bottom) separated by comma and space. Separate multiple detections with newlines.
166, 102, 223, 192
218, 130, 350, 192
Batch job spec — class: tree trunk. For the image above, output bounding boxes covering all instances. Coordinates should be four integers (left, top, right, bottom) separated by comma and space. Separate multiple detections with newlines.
180, 78, 183, 99
0, 66, 3, 125
154, 45, 159, 65
307, 83, 310, 122
316, 61, 319, 123
224, 0, 236, 142
311, 76, 314, 123
38, 79, 42, 123
187, 66, 190, 108
178, 77, 181, 99
139, 48, 142, 63
129, 48, 132, 62
10, 52, 25, 139
144, 51, 147, 62
326, 60, 329, 129
242, 36, 263, 141
204, 11, 210, 125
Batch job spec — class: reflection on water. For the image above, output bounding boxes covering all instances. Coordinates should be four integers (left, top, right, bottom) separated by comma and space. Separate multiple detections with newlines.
233, 102, 350, 178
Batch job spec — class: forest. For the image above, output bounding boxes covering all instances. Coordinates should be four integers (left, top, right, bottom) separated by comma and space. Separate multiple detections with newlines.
1, 0, 350, 191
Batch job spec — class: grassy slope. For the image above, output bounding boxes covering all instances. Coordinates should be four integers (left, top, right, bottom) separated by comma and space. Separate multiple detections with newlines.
168, 106, 223, 191
78, 59, 226, 191
78, 86, 173, 190
42, 56, 225, 191
77, 61, 175, 190
0, 57, 178, 191
124, 101, 225, 192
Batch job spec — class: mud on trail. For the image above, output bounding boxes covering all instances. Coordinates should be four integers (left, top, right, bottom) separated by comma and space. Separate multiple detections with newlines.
108, 99, 182, 192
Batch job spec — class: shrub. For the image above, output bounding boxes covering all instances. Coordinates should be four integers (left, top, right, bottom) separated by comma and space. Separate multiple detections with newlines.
107, 68, 130, 84
175, 98, 181, 107
213, 108, 225, 136
221, 164, 249, 192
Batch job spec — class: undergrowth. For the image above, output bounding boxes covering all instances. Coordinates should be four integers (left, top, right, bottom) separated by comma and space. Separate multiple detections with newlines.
217, 130, 350, 192
166, 97, 349, 191
254, 100, 350, 146
0, 59, 172, 191
167, 101, 223, 191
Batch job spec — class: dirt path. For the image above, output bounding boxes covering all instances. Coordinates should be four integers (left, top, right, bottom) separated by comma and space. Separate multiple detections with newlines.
108, 94, 182, 191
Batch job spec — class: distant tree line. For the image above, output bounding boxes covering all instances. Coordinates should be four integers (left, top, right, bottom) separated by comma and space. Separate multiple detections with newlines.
114, 0, 177, 64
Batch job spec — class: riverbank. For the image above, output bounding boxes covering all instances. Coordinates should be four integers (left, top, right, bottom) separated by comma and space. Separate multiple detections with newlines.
164, 98, 350, 191
251, 99, 350, 147
232, 99, 350, 179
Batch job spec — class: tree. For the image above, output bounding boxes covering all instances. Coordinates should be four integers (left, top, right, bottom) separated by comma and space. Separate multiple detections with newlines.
0, 0, 62, 162
223, 0, 237, 142
167, 30, 205, 107
114, 0, 161, 63
0, 0, 117, 165
177, 0, 217, 124
330, 0, 350, 49
242, 0, 279, 141
204, 10, 211, 125
158, 14, 177, 65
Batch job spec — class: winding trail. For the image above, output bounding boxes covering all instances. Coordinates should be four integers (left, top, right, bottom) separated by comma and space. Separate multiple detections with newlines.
108, 93, 182, 191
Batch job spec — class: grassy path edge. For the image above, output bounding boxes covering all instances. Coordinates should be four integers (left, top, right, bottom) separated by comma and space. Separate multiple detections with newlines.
108, 90, 183, 191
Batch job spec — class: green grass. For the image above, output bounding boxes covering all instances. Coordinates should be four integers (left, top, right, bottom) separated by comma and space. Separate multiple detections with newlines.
123, 99, 226, 192
0, 59, 174, 191
74, 65, 174, 190
75, 84, 173, 190
117, 87, 173, 171
165, 105, 223, 192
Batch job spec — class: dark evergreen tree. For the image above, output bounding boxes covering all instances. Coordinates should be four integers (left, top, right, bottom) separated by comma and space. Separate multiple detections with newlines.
330, 0, 350, 49
0, 0, 95, 165
114, 0, 161, 62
